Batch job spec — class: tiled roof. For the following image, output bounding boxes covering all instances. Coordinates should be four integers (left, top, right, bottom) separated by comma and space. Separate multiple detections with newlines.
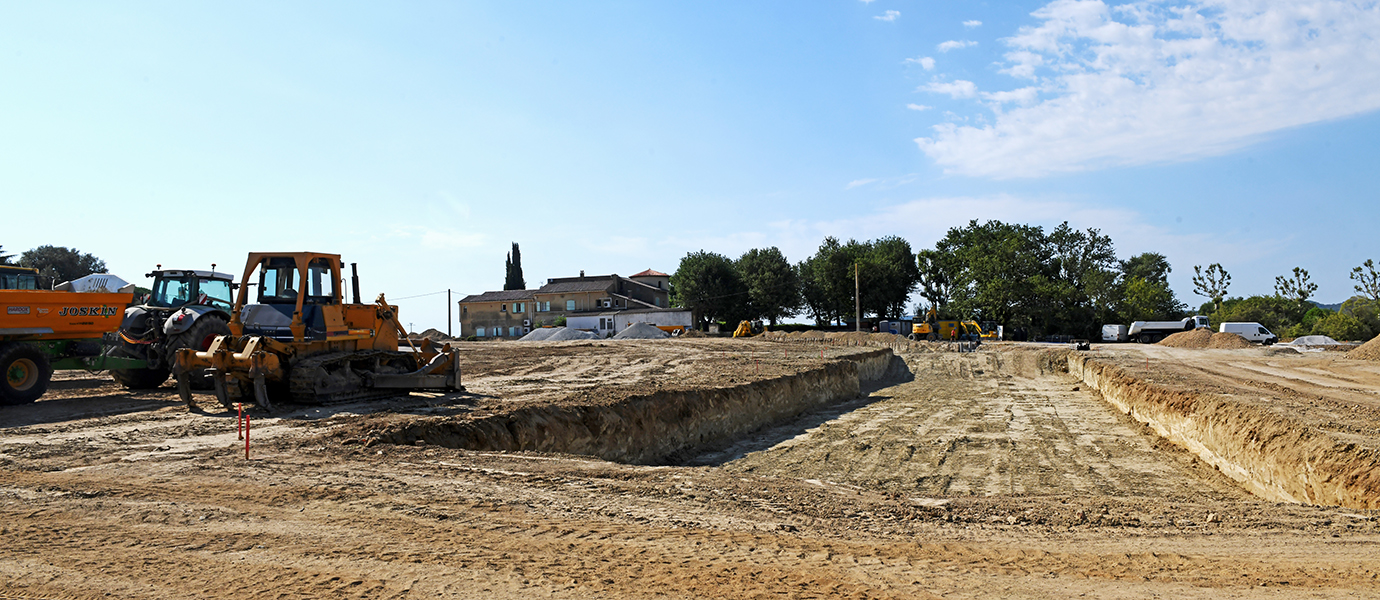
631, 269, 668, 278
536, 280, 613, 294
458, 290, 535, 303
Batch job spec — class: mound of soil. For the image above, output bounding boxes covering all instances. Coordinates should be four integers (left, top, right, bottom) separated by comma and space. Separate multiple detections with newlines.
1159, 328, 1213, 348
417, 328, 458, 342
1207, 332, 1253, 349
1350, 334, 1380, 361
544, 327, 600, 341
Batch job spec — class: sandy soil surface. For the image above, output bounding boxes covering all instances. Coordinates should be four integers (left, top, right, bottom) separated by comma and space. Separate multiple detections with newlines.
3, 339, 1379, 599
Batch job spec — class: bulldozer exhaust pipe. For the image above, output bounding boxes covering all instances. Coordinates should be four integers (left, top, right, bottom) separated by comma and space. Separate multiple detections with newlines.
351, 262, 362, 305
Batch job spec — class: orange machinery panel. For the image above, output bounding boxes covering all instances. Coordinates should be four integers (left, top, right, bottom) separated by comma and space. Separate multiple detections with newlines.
0, 290, 133, 340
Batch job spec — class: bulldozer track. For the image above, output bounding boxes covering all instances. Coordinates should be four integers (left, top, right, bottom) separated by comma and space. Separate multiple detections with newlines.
288, 350, 418, 405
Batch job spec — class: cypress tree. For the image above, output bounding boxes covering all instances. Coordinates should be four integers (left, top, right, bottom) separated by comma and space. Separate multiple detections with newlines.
504, 242, 526, 290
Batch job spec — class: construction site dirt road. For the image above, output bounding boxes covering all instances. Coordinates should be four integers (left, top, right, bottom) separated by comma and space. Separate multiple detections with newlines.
3, 338, 1378, 599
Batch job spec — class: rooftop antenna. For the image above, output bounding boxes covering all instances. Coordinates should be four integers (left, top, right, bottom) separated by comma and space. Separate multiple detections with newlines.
210, 263, 217, 276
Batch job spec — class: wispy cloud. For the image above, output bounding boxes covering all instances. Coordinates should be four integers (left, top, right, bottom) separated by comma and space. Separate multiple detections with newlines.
936, 40, 976, 52
922, 80, 978, 99
906, 103, 933, 111
915, 0, 1380, 178
963, 20, 982, 28
845, 178, 879, 190
904, 56, 936, 70
874, 10, 899, 22
858, 0, 875, 3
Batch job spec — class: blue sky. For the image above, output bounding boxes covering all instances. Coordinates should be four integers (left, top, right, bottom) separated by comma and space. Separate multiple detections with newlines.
3, 1, 1378, 330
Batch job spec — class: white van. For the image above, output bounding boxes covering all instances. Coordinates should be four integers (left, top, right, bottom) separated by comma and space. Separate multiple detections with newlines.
1219, 322, 1278, 345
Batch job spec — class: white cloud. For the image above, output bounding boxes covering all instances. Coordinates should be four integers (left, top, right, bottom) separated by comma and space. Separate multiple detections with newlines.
906, 103, 933, 111
915, 0, 1380, 178
874, 10, 900, 22
922, 80, 978, 99
845, 178, 879, 189
937, 40, 977, 52
980, 87, 1039, 105
963, 20, 983, 28
905, 56, 936, 70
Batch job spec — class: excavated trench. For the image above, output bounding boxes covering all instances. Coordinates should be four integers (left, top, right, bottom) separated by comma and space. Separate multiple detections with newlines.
375, 349, 912, 465
375, 345, 1380, 508
1070, 353, 1380, 509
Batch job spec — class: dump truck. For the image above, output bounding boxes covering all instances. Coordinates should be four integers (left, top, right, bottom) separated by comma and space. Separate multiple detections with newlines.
1, 286, 145, 404
1128, 315, 1210, 343
108, 267, 235, 389
173, 252, 463, 412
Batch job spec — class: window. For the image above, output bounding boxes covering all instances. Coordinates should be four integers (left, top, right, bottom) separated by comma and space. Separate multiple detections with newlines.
566, 300, 576, 311
509, 326, 517, 336
199, 279, 233, 306
500, 303, 507, 312
307, 258, 334, 301
476, 327, 486, 337
513, 302, 525, 313
654, 297, 662, 307
538, 301, 549, 312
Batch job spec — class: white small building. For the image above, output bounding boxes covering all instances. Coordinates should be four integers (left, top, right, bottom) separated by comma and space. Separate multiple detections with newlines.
566, 308, 693, 336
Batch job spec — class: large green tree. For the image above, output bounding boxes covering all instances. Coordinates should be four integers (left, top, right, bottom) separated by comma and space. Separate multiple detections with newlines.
735, 247, 800, 326
0, 245, 14, 265
670, 250, 747, 329
18, 245, 107, 289
1117, 252, 1184, 321
503, 242, 525, 290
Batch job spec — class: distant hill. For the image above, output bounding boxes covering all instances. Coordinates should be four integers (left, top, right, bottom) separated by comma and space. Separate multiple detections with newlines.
1312, 301, 1345, 311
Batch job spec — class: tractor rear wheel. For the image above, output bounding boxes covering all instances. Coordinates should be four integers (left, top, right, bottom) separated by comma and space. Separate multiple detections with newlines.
0, 343, 52, 405
168, 315, 231, 390
110, 343, 170, 389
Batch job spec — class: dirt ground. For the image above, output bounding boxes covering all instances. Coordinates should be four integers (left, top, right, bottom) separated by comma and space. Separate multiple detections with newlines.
3, 338, 1380, 599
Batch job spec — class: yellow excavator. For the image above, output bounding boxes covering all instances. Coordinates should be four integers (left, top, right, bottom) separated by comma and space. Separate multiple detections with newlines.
173, 252, 462, 411
732, 320, 765, 338
910, 308, 986, 341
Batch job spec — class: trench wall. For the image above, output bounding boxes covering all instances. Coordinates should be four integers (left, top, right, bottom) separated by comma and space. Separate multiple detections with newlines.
1069, 353, 1380, 509
380, 349, 909, 465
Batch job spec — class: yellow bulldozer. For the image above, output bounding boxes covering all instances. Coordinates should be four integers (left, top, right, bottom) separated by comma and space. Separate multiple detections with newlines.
173, 252, 462, 411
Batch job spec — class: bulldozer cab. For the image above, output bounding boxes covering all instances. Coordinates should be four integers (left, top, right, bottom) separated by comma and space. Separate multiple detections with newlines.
234, 253, 345, 342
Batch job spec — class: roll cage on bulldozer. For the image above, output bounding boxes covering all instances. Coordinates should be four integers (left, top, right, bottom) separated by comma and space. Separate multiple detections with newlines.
173, 252, 462, 412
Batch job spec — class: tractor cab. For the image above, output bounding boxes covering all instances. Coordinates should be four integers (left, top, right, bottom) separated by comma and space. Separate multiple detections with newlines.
145, 269, 234, 309
0, 265, 39, 290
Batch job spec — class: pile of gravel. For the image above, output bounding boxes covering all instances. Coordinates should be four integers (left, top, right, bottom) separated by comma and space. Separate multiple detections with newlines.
543, 327, 600, 341
612, 322, 670, 340
518, 328, 558, 342
1286, 335, 1341, 346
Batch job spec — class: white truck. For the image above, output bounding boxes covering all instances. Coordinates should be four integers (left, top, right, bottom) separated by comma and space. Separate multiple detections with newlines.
1128, 315, 1210, 344
1219, 322, 1278, 345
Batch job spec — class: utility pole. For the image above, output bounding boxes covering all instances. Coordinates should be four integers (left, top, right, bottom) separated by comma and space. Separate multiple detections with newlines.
854, 260, 861, 332
447, 289, 452, 337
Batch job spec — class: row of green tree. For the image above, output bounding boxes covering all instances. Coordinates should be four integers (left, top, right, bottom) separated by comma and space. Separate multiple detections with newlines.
0, 244, 108, 288
667, 222, 1380, 341
1192, 260, 1380, 341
